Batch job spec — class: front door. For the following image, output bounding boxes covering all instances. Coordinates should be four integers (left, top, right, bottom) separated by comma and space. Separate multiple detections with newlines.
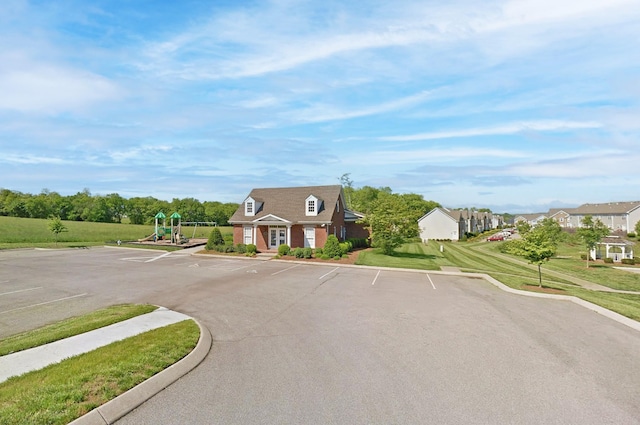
270, 227, 287, 249
304, 227, 315, 248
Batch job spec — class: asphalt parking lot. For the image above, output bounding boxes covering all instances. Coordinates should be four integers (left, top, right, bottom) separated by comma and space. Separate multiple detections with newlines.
1, 247, 640, 424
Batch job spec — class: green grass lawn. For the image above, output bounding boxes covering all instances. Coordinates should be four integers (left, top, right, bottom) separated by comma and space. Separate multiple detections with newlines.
0, 304, 157, 356
356, 242, 449, 270
0, 304, 200, 425
0, 216, 232, 249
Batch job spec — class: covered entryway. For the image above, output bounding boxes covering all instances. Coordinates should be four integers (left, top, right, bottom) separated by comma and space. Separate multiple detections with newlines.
269, 226, 288, 250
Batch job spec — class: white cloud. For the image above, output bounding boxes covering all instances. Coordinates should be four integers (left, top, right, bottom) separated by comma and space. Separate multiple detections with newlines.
379, 120, 603, 142
289, 90, 432, 123
0, 58, 122, 113
2, 154, 67, 165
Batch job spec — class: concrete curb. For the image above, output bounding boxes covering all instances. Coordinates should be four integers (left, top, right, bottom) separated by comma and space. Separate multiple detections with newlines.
69, 319, 212, 425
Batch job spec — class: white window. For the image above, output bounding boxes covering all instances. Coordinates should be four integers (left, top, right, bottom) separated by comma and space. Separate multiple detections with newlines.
243, 226, 253, 245
305, 195, 321, 216
245, 196, 256, 216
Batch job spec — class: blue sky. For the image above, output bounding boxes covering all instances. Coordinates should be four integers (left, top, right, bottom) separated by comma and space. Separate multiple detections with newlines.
1, 0, 639, 213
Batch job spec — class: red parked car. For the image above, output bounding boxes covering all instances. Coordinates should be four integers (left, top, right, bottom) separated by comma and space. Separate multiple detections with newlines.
487, 234, 504, 242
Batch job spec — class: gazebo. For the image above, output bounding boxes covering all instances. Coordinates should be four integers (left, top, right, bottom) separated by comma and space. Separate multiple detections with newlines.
590, 236, 635, 262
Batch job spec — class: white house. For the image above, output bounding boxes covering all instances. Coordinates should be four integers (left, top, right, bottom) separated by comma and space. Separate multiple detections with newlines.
418, 207, 464, 242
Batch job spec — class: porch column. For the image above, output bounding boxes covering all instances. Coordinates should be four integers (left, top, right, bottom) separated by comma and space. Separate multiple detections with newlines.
286, 224, 291, 246
253, 224, 257, 245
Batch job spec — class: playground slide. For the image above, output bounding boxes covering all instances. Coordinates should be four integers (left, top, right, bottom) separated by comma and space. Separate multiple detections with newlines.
137, 233, 156, 242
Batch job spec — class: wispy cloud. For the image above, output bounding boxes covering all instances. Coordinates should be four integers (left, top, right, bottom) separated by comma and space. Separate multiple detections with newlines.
379, 120, 603, 142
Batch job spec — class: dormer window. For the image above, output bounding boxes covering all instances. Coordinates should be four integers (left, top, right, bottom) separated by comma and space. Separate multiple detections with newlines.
305, 194, 321, 216
245, 196, 255, 216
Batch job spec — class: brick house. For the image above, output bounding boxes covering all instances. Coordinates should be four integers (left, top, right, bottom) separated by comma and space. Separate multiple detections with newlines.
228, 185, 369, 251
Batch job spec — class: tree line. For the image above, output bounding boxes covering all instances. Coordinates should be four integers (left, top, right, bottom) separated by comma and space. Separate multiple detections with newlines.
0, 188, 239, 226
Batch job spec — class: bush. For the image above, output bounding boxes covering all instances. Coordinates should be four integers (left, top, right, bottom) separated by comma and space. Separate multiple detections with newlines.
293, 247, 304, 258
604, 257, 614, 264
278, 244, 290, 256
580, 254, 588, 260
339, 241, 352, 255
206, 227, 224, 250
303, 247, 313, 259
621, 258, 635, 265
223, 234, 234, 245
235, 243, 247, 254
627, 232, 636, 238
315, 247, 323, 255
246, 244, 257, 255
323, 235, 342, 258
345, 238, 369, 249
320, 254, 330, 260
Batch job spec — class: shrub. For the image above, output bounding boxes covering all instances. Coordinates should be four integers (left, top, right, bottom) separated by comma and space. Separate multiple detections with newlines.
339, 241, 352, 255
293, 247, 304, 258
320, 254, 330, 260
303, 247, 313, 259
278, 244, 290, 256
621, 258, 635, 265
345, 238, 369, 249
323, 235, 342, 258
223, 234, 234, 245
206, 228, 224, 250
627, 232, 636, 238
235, 243, 247, 254
246, 244, 257, 255
604, 257, 614, 264
315, 247, 323, 255
580, 254, 588, 260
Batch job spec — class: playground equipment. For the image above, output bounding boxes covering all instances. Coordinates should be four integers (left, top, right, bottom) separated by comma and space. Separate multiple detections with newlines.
154, 212, 166, 240
170, 212, 181, 244
182, 221, 217, 238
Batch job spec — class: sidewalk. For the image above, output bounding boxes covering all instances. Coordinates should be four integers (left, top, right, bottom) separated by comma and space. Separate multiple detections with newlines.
0, 307, 191, 383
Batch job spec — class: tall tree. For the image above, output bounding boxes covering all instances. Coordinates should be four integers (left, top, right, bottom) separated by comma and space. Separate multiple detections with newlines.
339, 173, 354, 209
358, 192, 418, 255
577, 215, 610, 268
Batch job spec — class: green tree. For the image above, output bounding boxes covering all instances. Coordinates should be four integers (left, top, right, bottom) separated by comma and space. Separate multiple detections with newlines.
518, 219, 561, 287
205, 227, 224, 250
635, 219, 640, 236
358, 192, 418, 255
48, 216, 67, 246
577, 215, 610, 268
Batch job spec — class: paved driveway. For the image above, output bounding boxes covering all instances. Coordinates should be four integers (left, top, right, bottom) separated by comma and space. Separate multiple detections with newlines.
1, 248, 639, 424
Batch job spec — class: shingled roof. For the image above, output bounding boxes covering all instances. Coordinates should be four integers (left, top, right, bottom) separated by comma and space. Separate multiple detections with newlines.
571, 201, 640, 215
229, 185, 347, 224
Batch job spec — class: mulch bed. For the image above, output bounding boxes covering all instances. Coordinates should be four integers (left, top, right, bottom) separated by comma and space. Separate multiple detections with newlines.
277, 248, 371, 265
522, 284, 566, 294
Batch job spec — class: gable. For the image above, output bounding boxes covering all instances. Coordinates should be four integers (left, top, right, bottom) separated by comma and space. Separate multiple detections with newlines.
229, 185, 345, 224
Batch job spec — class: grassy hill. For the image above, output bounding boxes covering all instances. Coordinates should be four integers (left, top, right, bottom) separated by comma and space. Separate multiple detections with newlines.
0, 216, 231, 249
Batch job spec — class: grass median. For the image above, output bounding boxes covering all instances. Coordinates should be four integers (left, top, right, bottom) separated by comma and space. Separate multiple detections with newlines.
0, 305, 200, 425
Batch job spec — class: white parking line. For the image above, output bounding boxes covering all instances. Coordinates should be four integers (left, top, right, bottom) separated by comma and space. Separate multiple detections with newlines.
426, 274, 437, 289
318, 267, 340, 280
145, 252, 173, 263
0, 293, 88, 315
272, 264, 302, 275
371, 270, 381, 285
0, 287, 43, 297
